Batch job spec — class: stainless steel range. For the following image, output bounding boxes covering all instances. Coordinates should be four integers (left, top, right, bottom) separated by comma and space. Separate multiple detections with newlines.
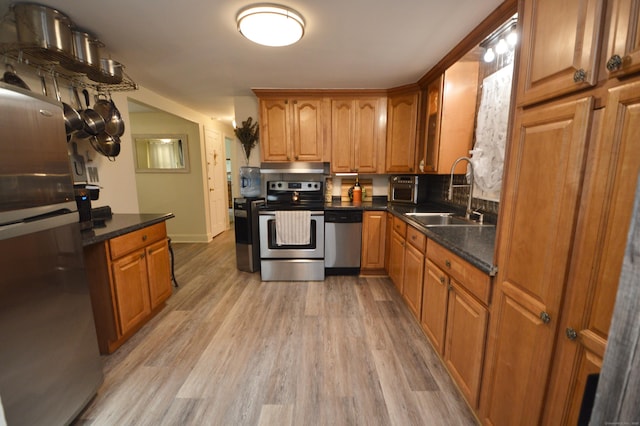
259, 180, 325, 281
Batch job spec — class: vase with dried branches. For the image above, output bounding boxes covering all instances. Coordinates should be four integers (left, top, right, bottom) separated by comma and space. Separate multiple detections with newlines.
234, 117, 259, 165
234, 117, 261, 196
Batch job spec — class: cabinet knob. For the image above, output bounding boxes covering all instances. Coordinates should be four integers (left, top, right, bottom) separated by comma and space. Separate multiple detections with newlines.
140, 253, 145, 259
565, 327, 578, 340
445, 260, 451, 268
287, 155, 290, 161
447, 284, 453, 292
439, 276, 445, 284
573, 68, 586, 83
540, 311, 551, 324
295, 155, 299, 160
606, 54, 623, 72
142, 235, 147, 241
411, 235, 416, 240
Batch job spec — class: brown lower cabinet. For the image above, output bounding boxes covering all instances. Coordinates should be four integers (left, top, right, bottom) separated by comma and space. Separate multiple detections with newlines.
84, 221, 173, 354
360, 211, 387, 274
422, 240, 490, 409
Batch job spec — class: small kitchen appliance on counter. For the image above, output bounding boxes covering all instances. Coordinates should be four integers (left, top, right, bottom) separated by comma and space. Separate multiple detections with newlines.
259, 180, 325, 281
389, 175, 429, 204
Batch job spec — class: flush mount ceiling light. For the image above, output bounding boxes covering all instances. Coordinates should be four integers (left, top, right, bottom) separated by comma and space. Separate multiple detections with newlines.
237, 4, 305, 47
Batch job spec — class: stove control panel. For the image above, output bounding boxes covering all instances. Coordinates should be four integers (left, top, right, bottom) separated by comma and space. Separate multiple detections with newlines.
267, 181, 322, 192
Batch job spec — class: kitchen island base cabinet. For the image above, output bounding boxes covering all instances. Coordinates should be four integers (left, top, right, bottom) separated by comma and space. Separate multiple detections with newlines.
84, 221, 173, 354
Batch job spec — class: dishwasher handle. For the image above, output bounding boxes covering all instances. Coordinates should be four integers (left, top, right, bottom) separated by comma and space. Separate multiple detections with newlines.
325, 210, 363, 223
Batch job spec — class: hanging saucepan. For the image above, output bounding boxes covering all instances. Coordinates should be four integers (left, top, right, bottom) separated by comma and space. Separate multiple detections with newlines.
51, 75, 83, 137
93, 93, 125, 137
90, 132, 120, 159
72, 87, 104, 138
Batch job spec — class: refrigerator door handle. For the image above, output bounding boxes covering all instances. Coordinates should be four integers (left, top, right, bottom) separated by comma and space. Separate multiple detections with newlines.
0, 210, 78, 241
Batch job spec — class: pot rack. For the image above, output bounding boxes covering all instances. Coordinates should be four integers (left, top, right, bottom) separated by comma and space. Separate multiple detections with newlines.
0, 42, 138, 93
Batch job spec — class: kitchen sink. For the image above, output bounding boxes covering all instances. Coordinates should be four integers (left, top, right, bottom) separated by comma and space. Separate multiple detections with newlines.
404, 212, 484, 227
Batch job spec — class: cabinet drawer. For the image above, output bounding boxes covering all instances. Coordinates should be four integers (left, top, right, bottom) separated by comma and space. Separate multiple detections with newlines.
427, 240, 490, 305
109, 222, 167, 260
392, 216, 407, 238
406, 225, 426, 251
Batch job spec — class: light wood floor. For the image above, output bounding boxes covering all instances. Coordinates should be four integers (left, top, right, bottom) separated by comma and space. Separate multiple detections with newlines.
75, 230, 477, 425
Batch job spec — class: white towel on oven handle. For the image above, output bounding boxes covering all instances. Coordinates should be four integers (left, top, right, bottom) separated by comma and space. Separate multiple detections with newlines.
275, 210, 311, 246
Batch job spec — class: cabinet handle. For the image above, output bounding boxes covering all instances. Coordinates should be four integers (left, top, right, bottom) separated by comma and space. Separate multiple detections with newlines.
573, 68, 586, 83
439, 276, 445, 284
540, 311, 551, 324
411, 235, 416, 240
285, 100, 289, 105
287, 155, 290, 161
142, 234, 147, 241
140, 253, 145, 259
445, 260, 451, 268
295, 155, 299, 160
565, 328, 578, 340
293, 100, 298, 105
447, 284, 453, 292
606, 54, 622, 72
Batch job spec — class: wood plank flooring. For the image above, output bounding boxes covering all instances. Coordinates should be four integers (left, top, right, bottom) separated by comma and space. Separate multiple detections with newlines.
75, 230, 477, 425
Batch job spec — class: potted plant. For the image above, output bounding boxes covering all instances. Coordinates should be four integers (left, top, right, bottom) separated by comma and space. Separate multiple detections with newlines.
234, 117, 261, 196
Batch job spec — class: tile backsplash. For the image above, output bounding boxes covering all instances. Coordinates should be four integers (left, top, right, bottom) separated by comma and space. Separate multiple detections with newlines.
425, 174, 500, 216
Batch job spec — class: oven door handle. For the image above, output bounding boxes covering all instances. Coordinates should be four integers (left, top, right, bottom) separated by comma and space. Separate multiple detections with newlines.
259, 211, 325, 216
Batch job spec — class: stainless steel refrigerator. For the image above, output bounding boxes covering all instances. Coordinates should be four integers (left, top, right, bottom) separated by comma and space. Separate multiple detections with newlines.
0, 82, 103, 425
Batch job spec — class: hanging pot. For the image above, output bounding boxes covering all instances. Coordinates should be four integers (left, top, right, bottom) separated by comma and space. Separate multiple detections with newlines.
90, 132, 120, 159
92, 93, 125, 137
72, 87, 105, 138
52, 75, 83, 136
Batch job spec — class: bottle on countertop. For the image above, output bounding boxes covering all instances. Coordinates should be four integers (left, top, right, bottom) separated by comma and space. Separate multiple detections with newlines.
352, 176, 362, 203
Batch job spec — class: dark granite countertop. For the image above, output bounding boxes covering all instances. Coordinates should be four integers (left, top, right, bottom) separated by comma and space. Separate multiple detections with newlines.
387, 204, 497, 275
322, 199, 497, 274
81, 213, 175, 247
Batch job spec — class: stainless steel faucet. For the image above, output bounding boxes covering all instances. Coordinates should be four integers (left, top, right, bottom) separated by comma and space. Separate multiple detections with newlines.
448, 156, 475, 220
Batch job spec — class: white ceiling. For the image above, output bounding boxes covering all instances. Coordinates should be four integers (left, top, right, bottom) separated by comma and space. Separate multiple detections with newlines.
0, 0, 503, 123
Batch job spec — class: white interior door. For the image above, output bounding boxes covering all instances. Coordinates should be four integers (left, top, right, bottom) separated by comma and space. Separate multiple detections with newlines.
204, 127, 228, 238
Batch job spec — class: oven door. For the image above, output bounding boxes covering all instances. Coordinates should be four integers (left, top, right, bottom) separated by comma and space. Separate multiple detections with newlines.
390, 183, 417, 204
259, 211, 324, 259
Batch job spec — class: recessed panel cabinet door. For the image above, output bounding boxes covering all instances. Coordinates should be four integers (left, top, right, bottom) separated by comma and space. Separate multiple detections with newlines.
421, 259, 449, 355
353, 99, 381, 173
330, 100, 353, 172
480, 97, 593, 426
604, 0, 640, 79
111, 249, 152, 336
146, 238, 172, 309
260, 99, 290, 161
542, 81, 640, 424
517, 0, 604, 106
292, 99, 323, 161
385, 92, 418, 173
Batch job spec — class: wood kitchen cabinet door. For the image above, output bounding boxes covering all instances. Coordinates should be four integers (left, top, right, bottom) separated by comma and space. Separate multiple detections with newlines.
146, 238, 172, 309
445, 280, 488, 409
330, 99, 354, 172
603, 0, 640, 79
260, 99, 291, 161
542, 81, 640, 424
402, 240, 424, 320
111, 249, 152, 336
480, 97, 594, 426
385, 90, 419, 173
421, 258, 449, 355
516, 0, 604, 106
388, 230, 405, 293
361, 211, 387, 274
291, 98, 324, 162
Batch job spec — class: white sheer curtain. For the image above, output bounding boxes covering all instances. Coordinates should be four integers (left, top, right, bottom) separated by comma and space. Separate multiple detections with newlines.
471, 63, 514, 201
148, 140, 178, 169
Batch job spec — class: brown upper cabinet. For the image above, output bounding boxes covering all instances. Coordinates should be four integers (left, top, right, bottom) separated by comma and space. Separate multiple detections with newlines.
330, 96, 386, 173
419, 60, 480, 174
516, 0, 604, 106
385, 89, 419, 173
604, 0, 640, 79
254, 92, 327, 162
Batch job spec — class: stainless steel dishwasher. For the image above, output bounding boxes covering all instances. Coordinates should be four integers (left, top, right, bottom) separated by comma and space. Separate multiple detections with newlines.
324, 209, 363, 275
